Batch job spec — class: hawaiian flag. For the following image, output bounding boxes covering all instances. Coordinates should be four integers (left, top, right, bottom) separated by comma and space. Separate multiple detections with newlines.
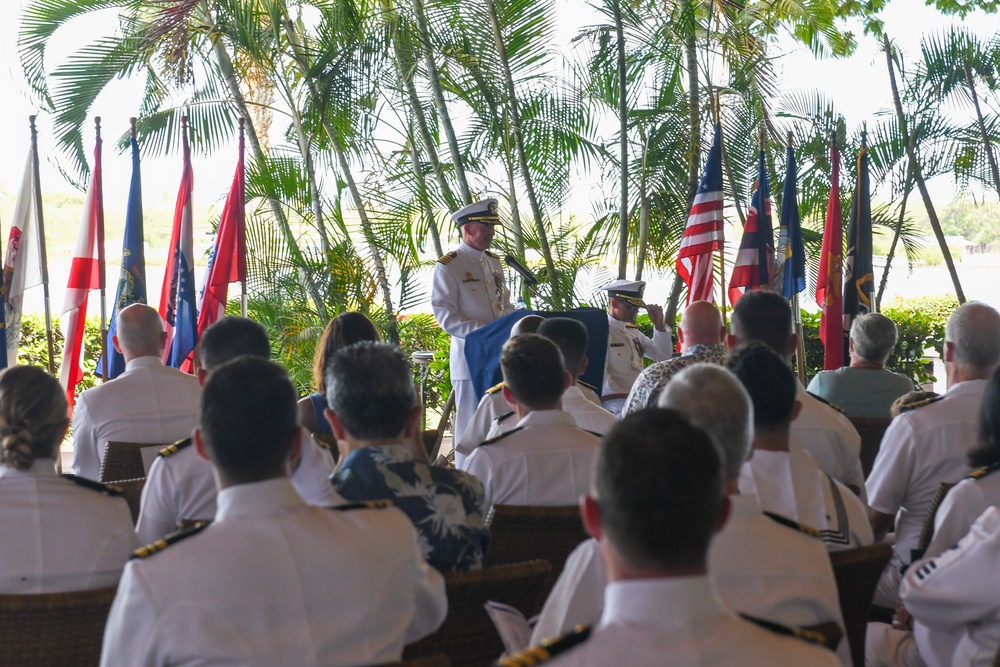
159, 123, 197, 369
777, 143, 806, 298
60, 131, 104, 408
816, 134, 844, 370
99, 134, 146, 379
844, 135, 874, 336
677, 123, 725, 305
728, 146, 774, 304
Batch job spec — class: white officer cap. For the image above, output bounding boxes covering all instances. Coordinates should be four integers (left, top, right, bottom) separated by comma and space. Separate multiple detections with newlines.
601, 279, 646, 307
452, 198, 502, 227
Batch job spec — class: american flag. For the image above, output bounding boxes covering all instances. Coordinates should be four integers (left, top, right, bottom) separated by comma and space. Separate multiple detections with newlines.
728, 146, 774, 304
677, 123, 725, 305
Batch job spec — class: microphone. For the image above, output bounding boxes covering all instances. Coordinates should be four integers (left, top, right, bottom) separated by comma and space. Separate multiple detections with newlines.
504, 254, 538, 286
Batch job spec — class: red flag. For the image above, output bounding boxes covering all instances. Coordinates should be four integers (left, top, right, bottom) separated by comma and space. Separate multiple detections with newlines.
60, 130, 104, 408
816, 134, 844, 370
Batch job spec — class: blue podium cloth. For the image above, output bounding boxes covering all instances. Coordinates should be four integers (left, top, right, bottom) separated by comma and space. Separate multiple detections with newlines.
464, 308, 609, 401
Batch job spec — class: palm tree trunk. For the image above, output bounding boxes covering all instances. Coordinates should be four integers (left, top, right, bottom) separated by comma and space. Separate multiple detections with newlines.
884, 33, 966, 304
963, 56, 1000, 199
613, 0, 629, 279
635, 172, 649, 281
291, 109, 330, 256
485, 0, 558, 298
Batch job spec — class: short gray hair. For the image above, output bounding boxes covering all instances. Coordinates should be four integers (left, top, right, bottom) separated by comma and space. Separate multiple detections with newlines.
325, 342, 417, 440
851, 313, 898, 365
946, 302, 1000, 371
658, 363, 753, 481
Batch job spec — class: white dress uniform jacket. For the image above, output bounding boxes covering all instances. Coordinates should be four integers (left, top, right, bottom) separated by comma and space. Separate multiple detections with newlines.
540, 577, 839, 667
739, 447, 873, 552
866, 379, 985, 604
926, 466, 1000, 559
0, 459, 139, 593
71, 356, 201, 481
792, 384, 867, 503
463, 409, 600, 510
531, 494, 848, 665
903, 506, 1000, 667
136, 432, 342, 543
601, 315, 672, 398
100, 477, 447, 667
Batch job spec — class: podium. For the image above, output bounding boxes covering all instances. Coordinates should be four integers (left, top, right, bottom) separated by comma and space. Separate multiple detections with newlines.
463, 308, 609, 402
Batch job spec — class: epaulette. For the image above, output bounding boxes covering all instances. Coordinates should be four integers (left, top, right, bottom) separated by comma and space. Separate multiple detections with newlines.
132, 521, 209, 560
899, 393, 944, 413
486, 381, 506, 395
764, 511, 821, 539
331, 499, 394, 511
965, 460, 1000, 481
62, 474, 122, 497
577, 379, 597, 392
496, 625, 591, 667
312, 433, 336, 451
495, 411, 515, 424
624, 323, 640, 329
485, 250, 499, 259
806, 391, 846, 415
480, 426, 524, 447
740, 614, 843, 651
437, 251, 458, 265
159, 437, 193, 458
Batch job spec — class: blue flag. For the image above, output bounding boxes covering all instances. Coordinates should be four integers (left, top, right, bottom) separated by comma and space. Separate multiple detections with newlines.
100, 137, 146, 378
160, 127, 197, 369
779, 144, 806, 298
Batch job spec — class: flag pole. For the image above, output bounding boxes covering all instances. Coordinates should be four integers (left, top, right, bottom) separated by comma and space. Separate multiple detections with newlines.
712, 96, 728, 326
788, 131, 807, 384
29, 116, 56, 376
95, 118, 108, 382
238, 117, 247, 318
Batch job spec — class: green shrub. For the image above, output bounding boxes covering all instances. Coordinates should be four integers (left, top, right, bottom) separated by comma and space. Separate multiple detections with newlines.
17, 312, 104, 399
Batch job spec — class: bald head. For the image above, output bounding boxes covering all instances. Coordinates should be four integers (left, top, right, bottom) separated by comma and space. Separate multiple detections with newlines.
679, 301, 725, 350
510, 314, 544, 338
114, 304, 166, 361
945, 302, 1000, 375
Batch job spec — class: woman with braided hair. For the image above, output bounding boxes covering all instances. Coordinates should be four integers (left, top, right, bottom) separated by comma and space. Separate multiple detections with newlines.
0, 366, 138, 592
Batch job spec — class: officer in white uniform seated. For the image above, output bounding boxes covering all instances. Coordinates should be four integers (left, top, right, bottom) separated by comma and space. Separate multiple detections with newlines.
71, 303, 201, 481
136, 317, 341, 544
464, 334, 601, 510
506, 408, 839, 667
431, 198, 513, 466
531, 364, 849, 665
0, 366, 139, 593
100, 357, 447, 667
599, 280, 672, 417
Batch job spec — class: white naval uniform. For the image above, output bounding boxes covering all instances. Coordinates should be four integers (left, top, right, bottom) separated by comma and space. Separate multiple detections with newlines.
925, 465, 1000, 558
601, 315, 672, 414
136, 431, 342, 543
903, 506, 1000, 667
531, 494, 848, 665
71, 356, 201, 481
100, 477, 447, 667
792, 383, 867, 503
463, 409, 600, 510
739, 446, 873, 552
431, 241, 513, 462
0, 459, 139, 593
540, 577, 840, 667
865, 379, 986, 606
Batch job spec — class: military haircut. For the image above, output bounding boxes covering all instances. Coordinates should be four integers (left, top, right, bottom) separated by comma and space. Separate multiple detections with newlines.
501, 334, 566, 410
200, 316, 271, 372
726, 342, 797, 429
729, 290, 793, 356
537, 317, 589, 378
593, 408, 724, 571
324, 341, 417, 441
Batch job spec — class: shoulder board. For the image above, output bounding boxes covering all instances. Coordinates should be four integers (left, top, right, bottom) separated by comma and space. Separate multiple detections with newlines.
899, 394, 944, 413
480, 426, 524, 447
132, 521, 209, 560
436, 251, 459, 265
159, 437, 193, 458
806, 392, 846, 415
486, 381, 506, 395
62, 474, 122, 497
740, 614, 842, 651
484, 250, 499, 259
577, 379, 597, 391
966, 461, 1000, 481
624, 323, 640, 329
331, 499, 394, 511
495, 411, 515, 424
496, 625, 591, 667
764, 511, 821, 539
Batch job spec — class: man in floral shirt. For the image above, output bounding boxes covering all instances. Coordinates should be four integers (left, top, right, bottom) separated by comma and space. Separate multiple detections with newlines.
326, 341, 489, 571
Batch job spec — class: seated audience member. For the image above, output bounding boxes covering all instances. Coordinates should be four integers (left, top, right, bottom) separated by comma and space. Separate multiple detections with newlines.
621, 300, 727, 416
866, 301, 1000, 607
807, 313, 914, 418
729, 343, 873, 552
101, 357, 446, 667
136, 317, 340, 543
532, 363, 848, 665
507, 409, 839, 667
728, 290, 865, 499
327, 341, 489, 572
71, 303, 200, 480
297, 312, 381, 435
0, 366, 138, 592
464, 334, 601, 510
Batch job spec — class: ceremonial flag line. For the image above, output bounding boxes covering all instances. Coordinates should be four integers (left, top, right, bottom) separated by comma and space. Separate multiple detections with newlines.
677, 123, 725, 305
728, 140, 774, 304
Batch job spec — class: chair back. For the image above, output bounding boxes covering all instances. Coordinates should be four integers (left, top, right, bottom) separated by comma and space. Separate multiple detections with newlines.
848, 417, 891, 479
915, 481, 956, 558
99, 441, 170, 483
403, 560, 551, 667
484, 504, 588, 585
110, 477, 145, 524
0, 586, 117, 667
829, 542, 893, 667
